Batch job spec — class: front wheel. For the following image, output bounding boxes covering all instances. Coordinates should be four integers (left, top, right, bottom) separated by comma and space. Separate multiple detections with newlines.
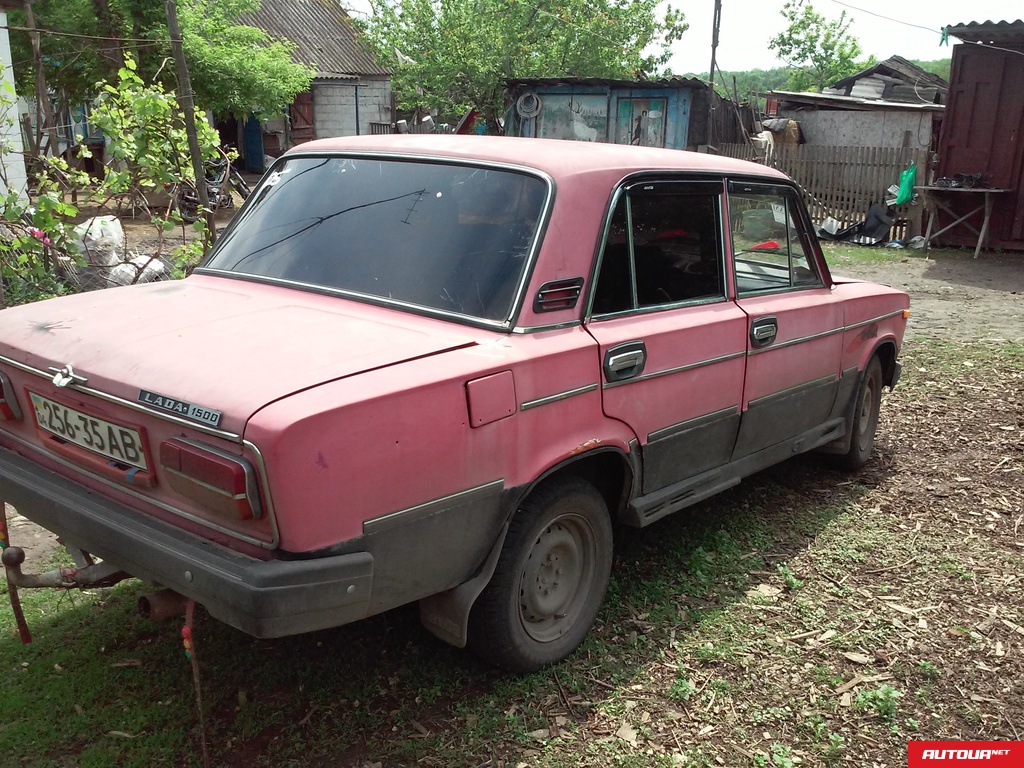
835, 356, 883, 471
468, 476, 613, 673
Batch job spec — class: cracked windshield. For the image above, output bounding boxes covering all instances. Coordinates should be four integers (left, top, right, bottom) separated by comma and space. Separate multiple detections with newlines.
202, 157, 548, 321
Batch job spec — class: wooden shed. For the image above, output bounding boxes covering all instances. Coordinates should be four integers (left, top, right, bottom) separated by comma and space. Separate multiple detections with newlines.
503, 77, 746, 151
935, 19, 1024, 251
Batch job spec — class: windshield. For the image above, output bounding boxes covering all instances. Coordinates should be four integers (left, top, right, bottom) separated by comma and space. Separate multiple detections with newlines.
201, 156, 548, 322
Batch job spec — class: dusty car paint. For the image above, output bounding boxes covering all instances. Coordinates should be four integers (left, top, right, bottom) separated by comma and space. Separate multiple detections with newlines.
0, 136, 908, 670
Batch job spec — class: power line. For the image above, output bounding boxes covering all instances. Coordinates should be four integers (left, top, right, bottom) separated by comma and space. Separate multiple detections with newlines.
0, 23, 169, 46
827, 1, 939, 34
826, 1, 1024, 59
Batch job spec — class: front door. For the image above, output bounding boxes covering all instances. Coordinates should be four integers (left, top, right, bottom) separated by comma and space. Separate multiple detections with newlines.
585, 179, 747, 496
289, 91, 316, 145
727, 181, 843, 458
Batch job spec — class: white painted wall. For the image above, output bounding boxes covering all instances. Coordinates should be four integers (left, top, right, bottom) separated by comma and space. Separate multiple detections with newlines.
314, 76, 392, 137
778, 107, 937, 150
0, 12, 28, 201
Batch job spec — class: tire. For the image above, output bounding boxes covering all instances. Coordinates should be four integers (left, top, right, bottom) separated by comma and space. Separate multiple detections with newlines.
468, 476, 613, 673
176, 184, 200, 224
231, 171, 252, 201
835, 356, 883, 471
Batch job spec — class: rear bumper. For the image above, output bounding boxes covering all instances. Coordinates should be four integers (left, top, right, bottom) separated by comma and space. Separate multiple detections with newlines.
0, 446, 373, 638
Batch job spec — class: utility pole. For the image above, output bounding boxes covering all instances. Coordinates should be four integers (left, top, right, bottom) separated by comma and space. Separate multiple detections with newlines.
706, 0, 722, 152
23, 0, 60, 159
164, 0, 215, 239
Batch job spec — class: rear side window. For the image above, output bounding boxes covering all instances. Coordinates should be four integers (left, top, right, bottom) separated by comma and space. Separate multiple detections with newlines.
728, 183, 822, 294
591, 181, 725, 315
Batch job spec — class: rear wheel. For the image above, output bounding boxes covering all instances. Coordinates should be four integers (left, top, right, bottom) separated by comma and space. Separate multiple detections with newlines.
231, 170, 252, 201
835, 356, 883, 471
468, 476, 613, 672
176, 183, 200, 223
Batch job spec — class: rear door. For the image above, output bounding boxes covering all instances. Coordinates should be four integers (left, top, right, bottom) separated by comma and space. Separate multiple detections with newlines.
584, 179, 748, 495
727, 181, 843, 457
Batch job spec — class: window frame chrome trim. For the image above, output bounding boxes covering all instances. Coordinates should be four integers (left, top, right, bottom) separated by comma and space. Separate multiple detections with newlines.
195, 151, 556, 331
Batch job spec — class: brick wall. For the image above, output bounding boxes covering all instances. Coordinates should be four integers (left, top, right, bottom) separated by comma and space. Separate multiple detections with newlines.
313, 76, 392, 138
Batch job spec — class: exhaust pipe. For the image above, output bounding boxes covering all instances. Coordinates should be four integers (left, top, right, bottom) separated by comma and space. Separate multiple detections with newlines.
138, 589, 189, 621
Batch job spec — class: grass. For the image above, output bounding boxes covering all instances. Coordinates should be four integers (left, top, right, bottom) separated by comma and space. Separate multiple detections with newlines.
819, 241, 973, 266
3, 337, 1023, 766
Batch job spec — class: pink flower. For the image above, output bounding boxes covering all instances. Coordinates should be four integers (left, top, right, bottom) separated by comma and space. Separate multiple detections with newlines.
27, 227, 52, 247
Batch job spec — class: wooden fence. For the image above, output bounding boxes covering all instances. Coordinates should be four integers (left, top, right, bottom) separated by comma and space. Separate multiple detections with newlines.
719, 143, 931, 239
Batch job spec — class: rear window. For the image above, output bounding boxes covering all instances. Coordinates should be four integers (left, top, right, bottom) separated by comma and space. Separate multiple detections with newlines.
201, 156, 548, 322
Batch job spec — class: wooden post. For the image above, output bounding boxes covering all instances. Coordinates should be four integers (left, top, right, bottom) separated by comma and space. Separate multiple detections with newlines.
23, 1, 60, 159
164, 0, 215, 240
706, 0, 722, 150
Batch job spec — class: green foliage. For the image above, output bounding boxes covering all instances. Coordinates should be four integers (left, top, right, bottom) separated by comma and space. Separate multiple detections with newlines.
910, 58, 951, 82
0, 58, 224, 305
768, 0, 862, 92
176, 0, 314, 119
777, 563, 804, 591
0, 78, 88, 305
667, 669, 696, 701
88, 58, 221, 266
854, 684, 902, 722
8, 0, 312, 118
356, 0, 688, 123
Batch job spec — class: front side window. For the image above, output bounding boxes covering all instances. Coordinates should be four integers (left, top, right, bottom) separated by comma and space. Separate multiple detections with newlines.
201, 157, 548, 322
728, 183, 822, 295
591, 182, 725, 315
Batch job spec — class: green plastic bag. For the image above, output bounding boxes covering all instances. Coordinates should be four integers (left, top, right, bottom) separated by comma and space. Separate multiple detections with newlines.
895, 161, 917, 205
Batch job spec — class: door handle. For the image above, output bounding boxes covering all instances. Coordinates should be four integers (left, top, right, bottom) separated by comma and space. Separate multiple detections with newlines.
604, 341, 647, 382
750, 316, 777, 348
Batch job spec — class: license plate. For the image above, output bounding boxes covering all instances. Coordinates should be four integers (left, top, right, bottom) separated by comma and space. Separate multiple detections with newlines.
29, 392, 148, 471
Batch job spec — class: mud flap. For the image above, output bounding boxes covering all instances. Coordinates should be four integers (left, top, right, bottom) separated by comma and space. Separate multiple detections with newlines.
418, 521, 509, 648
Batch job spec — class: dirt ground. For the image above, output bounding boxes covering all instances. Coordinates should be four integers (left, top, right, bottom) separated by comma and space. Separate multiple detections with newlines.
824, 245, 1024, 342
5, 243, 1023, 569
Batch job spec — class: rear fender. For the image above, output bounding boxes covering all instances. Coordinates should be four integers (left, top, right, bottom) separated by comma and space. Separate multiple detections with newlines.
418, 444, 636, 648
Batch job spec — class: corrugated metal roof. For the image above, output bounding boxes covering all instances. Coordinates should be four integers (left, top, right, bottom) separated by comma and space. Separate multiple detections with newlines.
506, 76, 708, 90
946, 19, 1024, 43
242, 0, 390, 79
824, 56, 946, 105
829, 55, 947, 93
769, 90, 944, 112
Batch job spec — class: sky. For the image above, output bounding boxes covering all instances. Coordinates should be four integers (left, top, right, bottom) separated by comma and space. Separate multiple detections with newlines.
666, 0, 1020, 75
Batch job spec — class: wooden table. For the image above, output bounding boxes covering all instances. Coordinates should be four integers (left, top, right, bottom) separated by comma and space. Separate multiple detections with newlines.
916, 186, 1011, 258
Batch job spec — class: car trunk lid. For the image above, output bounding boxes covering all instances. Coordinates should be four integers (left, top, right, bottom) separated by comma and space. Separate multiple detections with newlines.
0, 275, 490, 435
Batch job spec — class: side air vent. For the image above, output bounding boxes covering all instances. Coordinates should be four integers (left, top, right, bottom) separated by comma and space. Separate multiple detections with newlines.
533, 277, 584, 313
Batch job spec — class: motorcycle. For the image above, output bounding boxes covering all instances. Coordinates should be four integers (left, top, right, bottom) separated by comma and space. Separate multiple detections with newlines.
175, 149, 253, 223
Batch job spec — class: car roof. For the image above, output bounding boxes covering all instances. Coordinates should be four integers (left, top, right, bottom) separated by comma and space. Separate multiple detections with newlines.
286, 135, 790, 182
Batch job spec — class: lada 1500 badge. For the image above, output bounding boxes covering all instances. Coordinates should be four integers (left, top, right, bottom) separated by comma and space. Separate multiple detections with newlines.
137, 390, 222, 428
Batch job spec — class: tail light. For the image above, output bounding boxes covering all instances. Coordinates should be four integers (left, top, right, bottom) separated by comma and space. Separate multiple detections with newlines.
0, 372, 22, 421
159, 438, 263, 520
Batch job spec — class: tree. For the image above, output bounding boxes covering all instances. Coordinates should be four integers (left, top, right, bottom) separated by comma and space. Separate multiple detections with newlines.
8, 0, 313, 119
768, 0, 862, 92
357, 0, 688, 126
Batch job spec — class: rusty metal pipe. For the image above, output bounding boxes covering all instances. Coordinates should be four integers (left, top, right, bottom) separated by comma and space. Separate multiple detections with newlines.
138, 589, 189, 621
0, 505, 32, 644
3, 547, 127, 589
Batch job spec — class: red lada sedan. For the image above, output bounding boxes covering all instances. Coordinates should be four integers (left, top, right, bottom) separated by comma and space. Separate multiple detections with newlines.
0, 136, 908, 672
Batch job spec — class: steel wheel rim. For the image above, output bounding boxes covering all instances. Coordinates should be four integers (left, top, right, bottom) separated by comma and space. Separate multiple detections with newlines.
518, 514, 597, 643
856, 377, 877, 441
